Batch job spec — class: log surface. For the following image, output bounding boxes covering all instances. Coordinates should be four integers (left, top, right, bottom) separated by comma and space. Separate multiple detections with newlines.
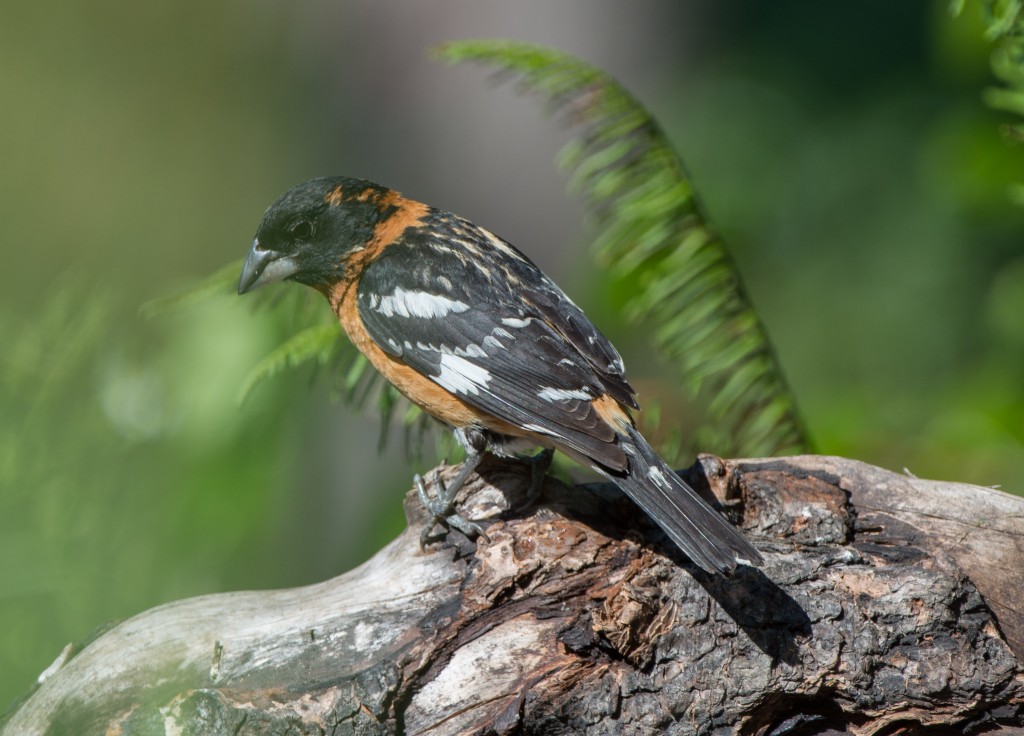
3, 455, 1023, 736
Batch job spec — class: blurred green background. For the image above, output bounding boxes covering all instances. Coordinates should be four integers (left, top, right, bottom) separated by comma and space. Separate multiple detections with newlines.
2, 0, 1022, 710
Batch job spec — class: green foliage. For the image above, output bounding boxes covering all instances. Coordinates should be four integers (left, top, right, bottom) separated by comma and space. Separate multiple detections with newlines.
147, 270, 410, 438
961, 0, 1024, 191
435, 40, 808, 458
0, 285, 304, 709
237, 323, 344, 404
138, 259, 245, 320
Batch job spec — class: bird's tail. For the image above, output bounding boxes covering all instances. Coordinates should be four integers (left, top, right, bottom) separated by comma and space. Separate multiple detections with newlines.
607, 424, 763, 574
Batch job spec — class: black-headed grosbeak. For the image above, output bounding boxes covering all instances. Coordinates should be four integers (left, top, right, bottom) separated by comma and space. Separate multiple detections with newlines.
238, 177, 762, 574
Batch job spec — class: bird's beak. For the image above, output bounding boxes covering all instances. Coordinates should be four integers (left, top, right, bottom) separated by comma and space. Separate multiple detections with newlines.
237, 239, 301, 295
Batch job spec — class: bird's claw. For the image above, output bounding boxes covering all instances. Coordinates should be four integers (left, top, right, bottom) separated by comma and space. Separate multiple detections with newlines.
415, 472, 489, 548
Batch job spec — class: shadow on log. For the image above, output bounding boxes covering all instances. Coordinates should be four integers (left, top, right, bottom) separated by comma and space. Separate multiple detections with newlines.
3, 455, 1023, 735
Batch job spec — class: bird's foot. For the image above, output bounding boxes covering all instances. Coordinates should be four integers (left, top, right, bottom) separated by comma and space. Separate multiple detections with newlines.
415, 471, 489, 548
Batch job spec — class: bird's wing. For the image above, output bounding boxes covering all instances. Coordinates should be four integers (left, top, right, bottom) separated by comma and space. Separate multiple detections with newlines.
355, 223, 635, 470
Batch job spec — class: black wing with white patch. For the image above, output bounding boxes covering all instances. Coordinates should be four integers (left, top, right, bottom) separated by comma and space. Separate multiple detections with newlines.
356, 214, 636, 470
472, 221, 638, 410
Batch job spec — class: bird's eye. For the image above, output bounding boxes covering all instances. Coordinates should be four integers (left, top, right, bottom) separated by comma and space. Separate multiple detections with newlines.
290, 220, 314, 240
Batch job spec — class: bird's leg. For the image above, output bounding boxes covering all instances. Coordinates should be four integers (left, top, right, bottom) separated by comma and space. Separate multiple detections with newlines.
418, 428, 489, 546
514, 448, 554, 513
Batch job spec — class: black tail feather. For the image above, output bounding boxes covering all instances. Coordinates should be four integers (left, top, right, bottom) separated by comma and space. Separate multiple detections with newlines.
607, 425, 763, 574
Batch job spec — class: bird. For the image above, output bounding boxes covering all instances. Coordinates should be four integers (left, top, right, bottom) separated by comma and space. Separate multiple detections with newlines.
238, 176, 763, 574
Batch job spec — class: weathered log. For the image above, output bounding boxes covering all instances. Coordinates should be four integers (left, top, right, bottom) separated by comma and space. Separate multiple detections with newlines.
3, 455, 1023, 735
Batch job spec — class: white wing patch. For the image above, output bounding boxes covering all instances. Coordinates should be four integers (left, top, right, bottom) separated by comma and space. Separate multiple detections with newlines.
432, 353, 492, 396
416, 341, 451, 353
453, 343, 487, 358
501, 317, 532, 328
416, 342, 484, 358
537, 387, 592, 402
371, 288, 470, 319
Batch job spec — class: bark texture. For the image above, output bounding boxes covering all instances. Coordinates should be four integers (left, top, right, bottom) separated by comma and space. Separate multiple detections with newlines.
3, 455, 1023, 736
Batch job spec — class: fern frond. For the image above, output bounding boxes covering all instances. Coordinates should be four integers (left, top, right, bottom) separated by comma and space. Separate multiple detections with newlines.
147, 256, 420, 445
237, 323, 347, 404
435, 40, 808, 457
139, 259, 243, 319
960, 0, 1024, 194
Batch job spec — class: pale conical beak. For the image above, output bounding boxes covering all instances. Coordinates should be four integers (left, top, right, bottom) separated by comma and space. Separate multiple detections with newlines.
237, 239, 301, 295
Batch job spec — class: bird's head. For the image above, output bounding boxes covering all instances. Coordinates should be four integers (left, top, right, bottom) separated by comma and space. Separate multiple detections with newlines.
238, 176, 399, 295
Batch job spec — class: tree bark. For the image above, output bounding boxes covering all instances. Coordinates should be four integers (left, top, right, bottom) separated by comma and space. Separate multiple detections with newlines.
3, 455, 1023, 736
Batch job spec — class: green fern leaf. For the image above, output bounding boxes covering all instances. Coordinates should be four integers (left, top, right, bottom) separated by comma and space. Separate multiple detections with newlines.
237, 323, 347, 404
435, 40, 808, 457
139, 259, 243, 319
960, 0, 1024, 191
144, 255, 418, 445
